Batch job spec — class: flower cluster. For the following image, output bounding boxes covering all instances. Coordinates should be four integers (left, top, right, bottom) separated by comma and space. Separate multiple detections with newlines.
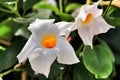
17, 1, 114, 77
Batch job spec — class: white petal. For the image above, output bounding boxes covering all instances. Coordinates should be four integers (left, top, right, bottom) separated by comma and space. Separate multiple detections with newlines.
0, 77, 3, 80
70, 19, 82, 31
89, 1, 103, 17
81, 1, 103, 17
28, 19, 55, 35
54, 22, 73, 37
78, 26, 94, 48
28, 48, 57, 77
76, 6, 87, 22
17, 35, 36, 63
90, 16, 114, 35
56, 37, 80, 64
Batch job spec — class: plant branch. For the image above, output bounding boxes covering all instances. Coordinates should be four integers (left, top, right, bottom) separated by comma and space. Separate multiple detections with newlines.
0, 39, 11, 46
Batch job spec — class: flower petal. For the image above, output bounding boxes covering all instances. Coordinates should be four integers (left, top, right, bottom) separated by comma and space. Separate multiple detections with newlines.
76, 6, 87, 22
28, 19, 55, 35
78, 25, 94, 48
28, 48, 57, 77
88, 0, 103, 17
56, 37, 80, 64
54, 22, 73, 37
70, 19, 82, 31
80, 1, 103, 18
17, 35, 36, 63
0, 77, 3, 80
90, 16, 114, 35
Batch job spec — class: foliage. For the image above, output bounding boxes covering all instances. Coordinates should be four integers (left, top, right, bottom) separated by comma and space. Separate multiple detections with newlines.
0, 0, 120, 80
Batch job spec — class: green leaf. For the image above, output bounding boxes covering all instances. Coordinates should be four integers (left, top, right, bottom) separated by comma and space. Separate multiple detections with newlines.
13, 17, 35, 24
0, 36, 27, 71
58, 13, 74, 21
65, 3, 81, 12
49, 61, 64, 79
105, 6, 117, 16
25, 12, 50, 19
0, 18, 22, 41
23, 0, 40, 11
34, 3, 59, 14
0, 25, 11, 40
105, 16, 120, 27
100, 28, 120, 51
73, 62, 95, 80
97, 38, 115, 62
83, 42, 114, 79
0, 0, 17, 2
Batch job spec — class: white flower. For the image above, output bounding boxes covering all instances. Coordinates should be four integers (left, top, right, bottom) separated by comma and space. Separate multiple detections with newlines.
0, 77, 3, 80
70, 1, 114, 48
17, 19, 79, 77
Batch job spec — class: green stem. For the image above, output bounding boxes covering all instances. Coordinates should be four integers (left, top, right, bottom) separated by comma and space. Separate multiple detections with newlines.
76, 44, 84, 56
0, 2, 11, 10
13, 10, 22, 17
59, 70, 63, 80
0, 1, 22, 17
103, 0, 113, 17
59, 0, 63, 13
0, 8, 12, 13
0, 69, 21, 77
12, 1, 22, 17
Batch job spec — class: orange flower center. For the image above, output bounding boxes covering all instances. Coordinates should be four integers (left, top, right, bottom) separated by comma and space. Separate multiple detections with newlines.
41, 35, 57, 48
83, 13, 93, 24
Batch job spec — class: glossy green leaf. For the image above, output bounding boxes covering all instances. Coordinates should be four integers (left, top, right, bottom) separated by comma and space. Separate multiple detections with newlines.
73, 62, 95, 80
99, 27, 120, 65
49, 61, 64, 79
23, 0, 40, 11
34, 3, 59, 14
83, 42, 114, 79
97, 38, 115, 62
105, 6, 117, 16
58, 13, 74, 21
65, 3, 81, 12
0, 18, 22, 40
0, 36, 27, 71
105, 16, 120, 27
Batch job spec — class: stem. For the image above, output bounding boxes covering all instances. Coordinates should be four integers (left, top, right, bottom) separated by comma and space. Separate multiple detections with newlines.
76, 44, 84, 56
13, 1, 22, 17
0, 39, 11, 46
13, 10, 22, 17
0, 8, 13, 13
59, 70, 63, 80
103, 0, 113, 17
0, 2, 13, 10
0, 1, 22, 17
21, 72, 27, 80
0, 69, 21, 77
86, 0, 91, 5
59, 0, 63, 13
